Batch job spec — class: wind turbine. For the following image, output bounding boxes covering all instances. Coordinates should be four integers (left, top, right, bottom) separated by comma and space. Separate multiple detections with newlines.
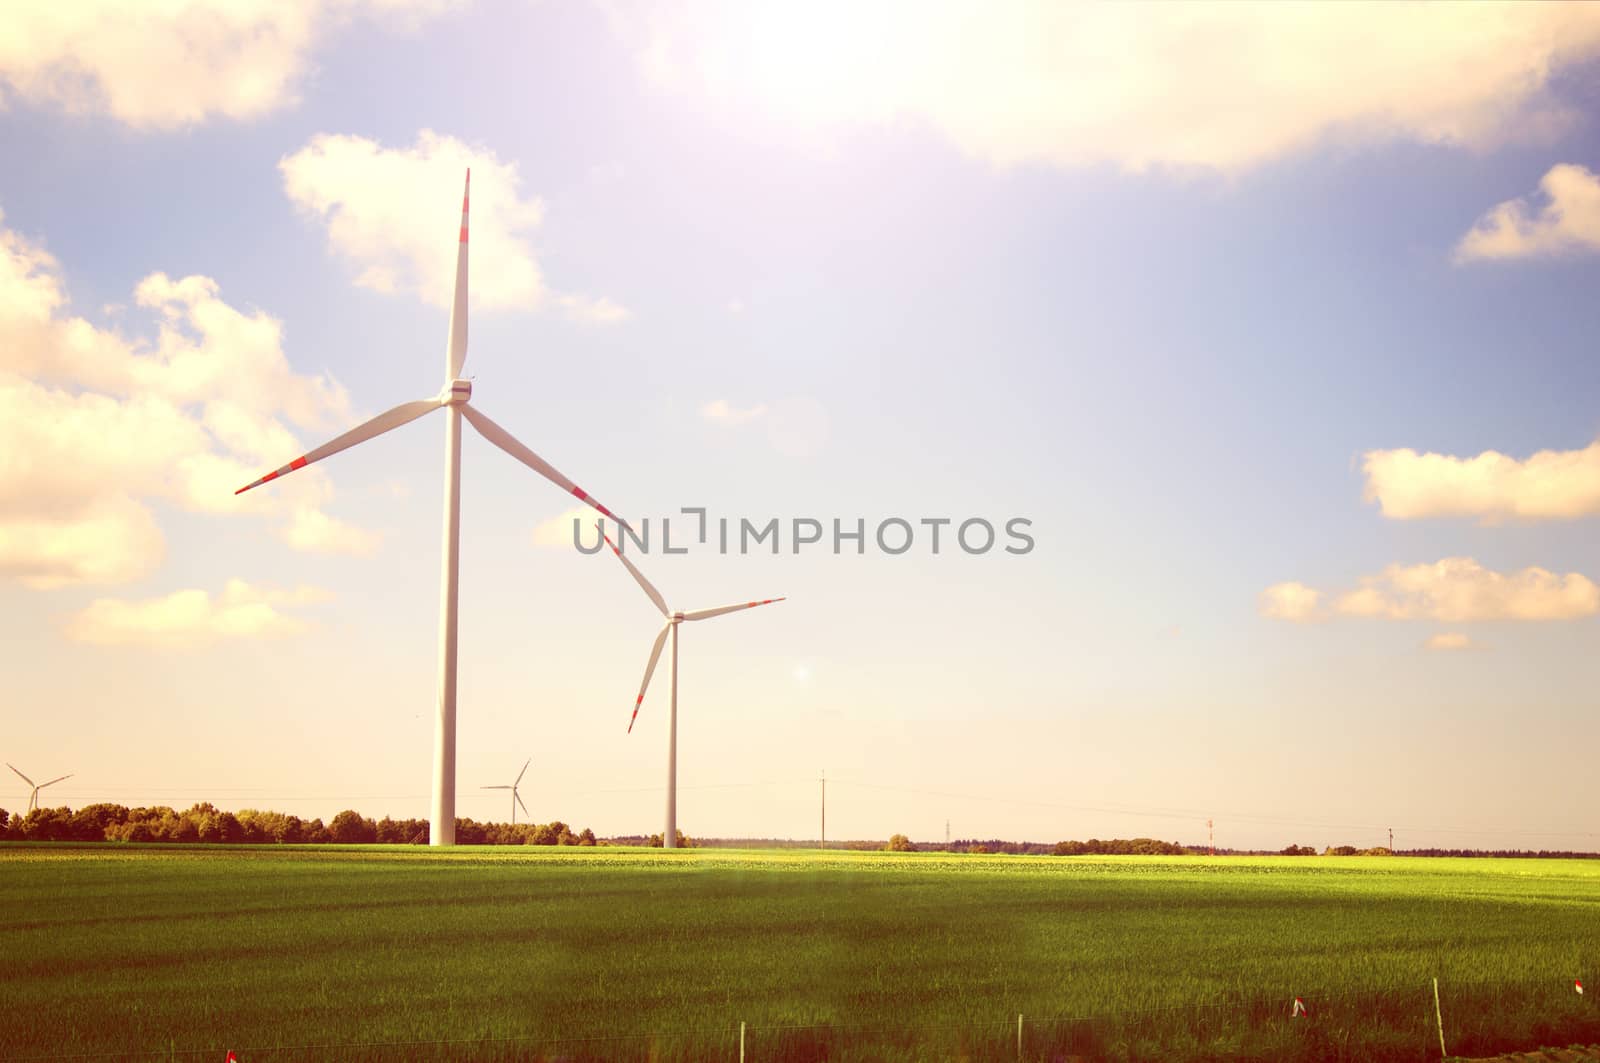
483, 758, 531, 825
235, 171, 626, 846
8, 764, 72, 814
598, 524, 783, 849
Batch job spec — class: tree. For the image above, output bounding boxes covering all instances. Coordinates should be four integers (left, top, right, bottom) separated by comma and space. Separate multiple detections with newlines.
170, 816, 200, 844
886, 833, 916, 852
214, 812, 243, 843
274, 815, 304, 844
376, 816, 417, 844
329, 810, 376, 844
578, 827, 596, 846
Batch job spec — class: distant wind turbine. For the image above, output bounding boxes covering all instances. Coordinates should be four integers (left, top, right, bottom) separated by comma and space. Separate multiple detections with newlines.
236, 171, 626, 846
8, 764, 72, 814
598, 523, 783, 849
483, 758, 531, 825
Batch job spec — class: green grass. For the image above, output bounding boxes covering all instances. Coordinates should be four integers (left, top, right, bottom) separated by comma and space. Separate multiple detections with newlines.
3, 845, 1598, 1061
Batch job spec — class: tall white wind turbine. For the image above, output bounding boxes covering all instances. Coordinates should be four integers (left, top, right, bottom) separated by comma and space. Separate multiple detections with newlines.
236, 171, 626, 846
598, 524, 783, 849
482, 758, 531, 825
7, 764, 73, 814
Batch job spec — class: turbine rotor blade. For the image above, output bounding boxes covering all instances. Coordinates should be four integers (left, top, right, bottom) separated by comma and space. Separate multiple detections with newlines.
235, 399, 441, 494
515, 758, 530, 787
7, 763, 34, 788
598, 523, 669, 618
460, 405, 626, 525
38, 775, 72, 788
629, 622, 672, 733
447, 168, 470, 379
683, 597, 786, 622
483, 785, 512, 790
515, 791, 530, 818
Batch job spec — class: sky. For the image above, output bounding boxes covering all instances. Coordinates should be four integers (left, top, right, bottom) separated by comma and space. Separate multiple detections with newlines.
3, 1, 1600, 852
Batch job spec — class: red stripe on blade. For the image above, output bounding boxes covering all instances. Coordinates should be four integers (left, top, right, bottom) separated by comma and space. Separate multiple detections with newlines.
289, 456, 307, 471
459, 226, 468, 243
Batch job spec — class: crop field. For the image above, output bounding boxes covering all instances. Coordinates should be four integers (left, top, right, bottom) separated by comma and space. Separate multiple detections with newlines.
3, 846, 1599, 1061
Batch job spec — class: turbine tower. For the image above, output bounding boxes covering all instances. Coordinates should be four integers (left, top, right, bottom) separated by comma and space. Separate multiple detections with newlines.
8, 764, 72, 814
483, 758, 532, 825
598, 524, 783, 848
237, 172, 626, 846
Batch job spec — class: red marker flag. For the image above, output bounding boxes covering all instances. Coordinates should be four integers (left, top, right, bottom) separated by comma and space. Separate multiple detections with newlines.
1291, 996, 1308, 1018
226, 1053, 238, 1062
1577, 979, 1585, 996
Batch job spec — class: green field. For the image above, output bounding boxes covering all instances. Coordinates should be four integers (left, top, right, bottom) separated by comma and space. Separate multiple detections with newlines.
3, 845, 1598, 1061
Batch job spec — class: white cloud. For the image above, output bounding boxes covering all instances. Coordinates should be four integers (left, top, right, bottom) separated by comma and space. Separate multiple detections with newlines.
531, 506, 603, 549
280, 130, 629, 319
1258, 582, 1321, 623
65, 579, 332, 649
556, 293, 633, 325
1363, 442, 1600, 522
1266, 557, 1600, 624
0, 209, 376, 587
0, 0, 455, 130
1456, 164, 1600, 262
0, 496, 164, 590
1424, 632, 1481, 652
615, 3, 1600, 173
700, 398, 768, 425
280, 507, 379, 556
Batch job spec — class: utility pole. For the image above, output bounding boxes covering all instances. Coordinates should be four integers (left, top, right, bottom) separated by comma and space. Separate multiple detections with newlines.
1207, 818, 1214, 857
1388, 827, 1393, 852
820, 769, 825, 850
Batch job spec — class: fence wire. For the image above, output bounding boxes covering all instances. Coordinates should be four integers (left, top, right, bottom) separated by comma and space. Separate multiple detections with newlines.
4, 974, 1595, 1061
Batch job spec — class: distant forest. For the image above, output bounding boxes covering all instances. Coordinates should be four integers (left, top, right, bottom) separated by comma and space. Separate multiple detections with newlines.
1, 805, 1594, 858
0, 803, 598, 847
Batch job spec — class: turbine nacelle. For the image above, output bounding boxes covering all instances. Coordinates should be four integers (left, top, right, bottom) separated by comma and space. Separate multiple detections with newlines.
442, 379, 472, 406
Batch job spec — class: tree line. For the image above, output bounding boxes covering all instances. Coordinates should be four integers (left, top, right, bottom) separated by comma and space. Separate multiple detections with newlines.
0, 803, 597, 846
2, 806, 1593, 857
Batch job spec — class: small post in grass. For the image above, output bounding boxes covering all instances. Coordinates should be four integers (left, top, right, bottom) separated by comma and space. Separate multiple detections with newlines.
1432, 977, 1447, 1058
1016, 1013, 1023, 1059
739, 1020, 745, 1062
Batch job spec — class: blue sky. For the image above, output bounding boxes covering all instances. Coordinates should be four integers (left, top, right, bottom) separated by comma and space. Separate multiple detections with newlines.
3, 2, 1599, 850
